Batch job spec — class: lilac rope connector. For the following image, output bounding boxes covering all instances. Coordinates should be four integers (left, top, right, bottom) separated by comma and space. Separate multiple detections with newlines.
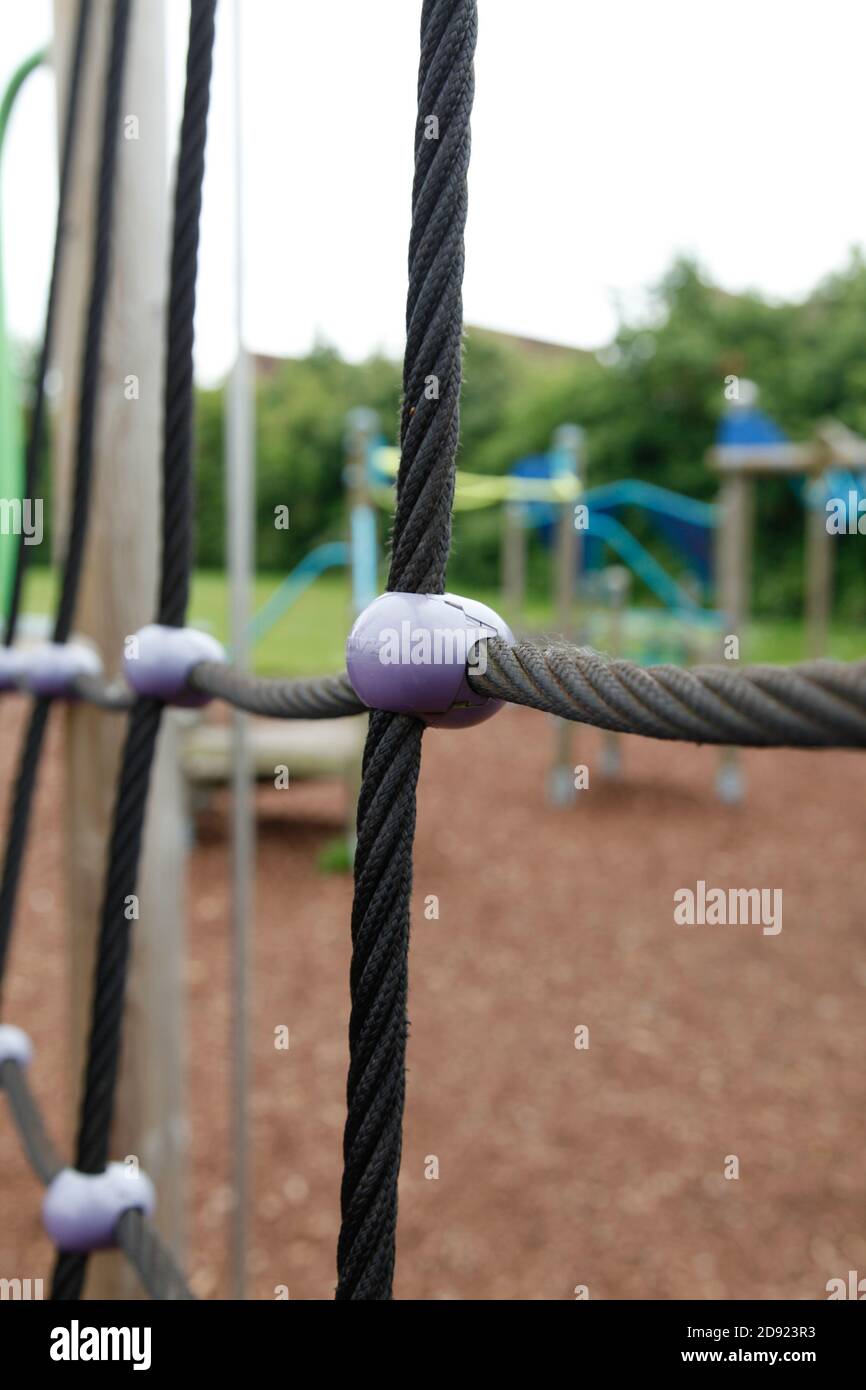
346, 591, 515, 728
0, 1024, 33, 1067
43, 1163, 156, 1252
123, 623, 226, 707
0, 647, 26, 692
22, 640, 102, 697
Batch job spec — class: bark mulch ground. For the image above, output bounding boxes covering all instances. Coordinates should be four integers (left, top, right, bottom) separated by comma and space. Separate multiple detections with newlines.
1, 695, 864, 1300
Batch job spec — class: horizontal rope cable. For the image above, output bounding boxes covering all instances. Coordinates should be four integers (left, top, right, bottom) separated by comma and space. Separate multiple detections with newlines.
468, 639, 866, 748
0, 1058, 63, 1184
70, 671, 135, 710
188, 662, 365, 718
11, 642, 866, 750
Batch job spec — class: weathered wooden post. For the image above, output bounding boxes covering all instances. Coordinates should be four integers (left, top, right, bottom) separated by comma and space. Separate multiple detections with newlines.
53, 0, 185, 1298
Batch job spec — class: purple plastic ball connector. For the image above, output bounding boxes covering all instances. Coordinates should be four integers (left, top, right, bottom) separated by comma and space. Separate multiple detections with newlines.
0, 647, 26, 692
122, 623, 226, 708
0, 1025, 33, 1067
346, 591, 515, 729
43, 1163, 156, 1252
22, 640, 102, 697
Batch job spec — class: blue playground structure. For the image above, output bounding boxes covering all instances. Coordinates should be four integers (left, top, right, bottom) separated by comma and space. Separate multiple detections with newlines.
509, 452, 720, 632
246, 419, 727, 666
245, 540, 350, 648
716, 399, 866, 516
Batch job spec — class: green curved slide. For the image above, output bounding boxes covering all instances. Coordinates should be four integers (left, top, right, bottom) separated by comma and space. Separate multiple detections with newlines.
0, 48, 47, 626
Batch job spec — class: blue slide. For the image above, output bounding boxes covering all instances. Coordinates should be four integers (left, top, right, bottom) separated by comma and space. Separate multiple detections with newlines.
247, 541, 349, 647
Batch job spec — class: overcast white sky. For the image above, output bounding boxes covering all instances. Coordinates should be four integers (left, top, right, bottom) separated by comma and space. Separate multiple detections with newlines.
3, 0, 866, 384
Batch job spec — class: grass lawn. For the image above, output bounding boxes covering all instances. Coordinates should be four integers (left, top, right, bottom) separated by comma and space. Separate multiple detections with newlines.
18, 567, 864, 677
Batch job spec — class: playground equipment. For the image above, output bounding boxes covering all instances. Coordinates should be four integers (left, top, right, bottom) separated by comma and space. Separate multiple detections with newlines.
368, 421, 584, 803
708, 389, 866, 801
501, 460, 718, 638
369, 423, 727, 797
2, 0, 866, 1312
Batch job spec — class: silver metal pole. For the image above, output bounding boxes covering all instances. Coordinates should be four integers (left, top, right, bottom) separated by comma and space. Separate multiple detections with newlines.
227, 0, 254, 1300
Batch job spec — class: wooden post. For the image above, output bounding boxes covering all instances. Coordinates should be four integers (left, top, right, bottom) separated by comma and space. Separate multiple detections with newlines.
599, 565, 630, 777
716, 472, 753, 635
52, 0, 185, 1298
714, 472, 752, 804
805, 471, 832, 657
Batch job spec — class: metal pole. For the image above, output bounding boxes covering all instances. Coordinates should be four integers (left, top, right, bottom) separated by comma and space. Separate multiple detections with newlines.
715, 473, 750, 804
547, 423, 583, 807
227, 0, 254, 1300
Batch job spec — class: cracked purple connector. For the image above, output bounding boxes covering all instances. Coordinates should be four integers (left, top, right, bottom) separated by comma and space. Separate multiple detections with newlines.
346, 591, 515, 728
123, 623, 226, 707
43, 1163, 156, 1252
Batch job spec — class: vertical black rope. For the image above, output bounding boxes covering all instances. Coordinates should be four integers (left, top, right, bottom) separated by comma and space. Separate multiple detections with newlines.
158, 0, 213, 630
0, 0, 131, 1001
336, 0, 477, 1300
51, 0, 217, 1303
0, 699, 51, 995
3, 0, 93, 647
53, 0, 132, 646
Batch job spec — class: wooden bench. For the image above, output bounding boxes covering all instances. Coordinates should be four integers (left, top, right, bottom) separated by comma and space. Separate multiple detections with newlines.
179, 713, 366, 850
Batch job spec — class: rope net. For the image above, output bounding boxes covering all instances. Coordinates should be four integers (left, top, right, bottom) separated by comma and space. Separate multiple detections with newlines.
1, 0, 865, 1306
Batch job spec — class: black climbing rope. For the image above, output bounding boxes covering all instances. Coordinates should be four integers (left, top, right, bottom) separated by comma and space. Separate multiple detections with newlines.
335, 0, 478, 1301
3, 0, 92, 647
0, 0, 131, 1000
50, 0, 217, 1302
53, 0, 132, 649
468, 640, 866, 748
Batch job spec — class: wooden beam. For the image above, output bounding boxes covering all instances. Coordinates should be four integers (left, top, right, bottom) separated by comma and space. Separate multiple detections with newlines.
815, 419, 866, 470
52, 0, 185, 1299
716, 473, 753, 630
709, 443, 823, 475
